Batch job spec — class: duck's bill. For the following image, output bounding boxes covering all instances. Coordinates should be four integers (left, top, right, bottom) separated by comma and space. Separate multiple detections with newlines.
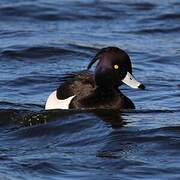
122, 72, 145, 90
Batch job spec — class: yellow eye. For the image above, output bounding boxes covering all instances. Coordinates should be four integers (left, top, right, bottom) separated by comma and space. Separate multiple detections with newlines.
114, 64, 119, 69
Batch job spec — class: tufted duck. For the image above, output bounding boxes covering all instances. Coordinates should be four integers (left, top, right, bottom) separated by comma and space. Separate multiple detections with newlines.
45, 47, 145, 110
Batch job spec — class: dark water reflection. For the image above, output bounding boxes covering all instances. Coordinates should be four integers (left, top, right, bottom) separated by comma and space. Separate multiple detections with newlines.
0, 0, 180, 179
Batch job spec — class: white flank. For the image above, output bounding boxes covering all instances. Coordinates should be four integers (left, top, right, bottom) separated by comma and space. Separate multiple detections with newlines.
45, 91, 75, 110
122, 72, 141, 89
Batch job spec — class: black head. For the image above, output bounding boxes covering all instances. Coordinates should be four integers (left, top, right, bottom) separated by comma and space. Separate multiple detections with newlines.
87, 47, 145, 89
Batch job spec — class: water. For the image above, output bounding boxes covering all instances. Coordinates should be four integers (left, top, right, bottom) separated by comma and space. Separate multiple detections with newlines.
0, 0, 180, 179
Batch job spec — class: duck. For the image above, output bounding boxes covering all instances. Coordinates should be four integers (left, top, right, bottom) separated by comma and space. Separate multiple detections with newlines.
45, 47, 145, 110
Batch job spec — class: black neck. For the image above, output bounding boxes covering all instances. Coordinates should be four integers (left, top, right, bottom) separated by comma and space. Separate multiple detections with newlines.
95, 86, 120, 95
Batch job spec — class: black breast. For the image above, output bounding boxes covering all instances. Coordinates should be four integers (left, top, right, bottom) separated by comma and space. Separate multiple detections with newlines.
69, 87, 135, 109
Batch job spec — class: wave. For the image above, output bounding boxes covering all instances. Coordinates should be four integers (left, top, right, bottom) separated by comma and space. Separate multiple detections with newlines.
135, 27, 180, 34
0, 108, 179, 127
0, 3, 59, 21
153, 13, 180, 21
0, 1, 159, 23
0, 46, 82, 59
4, 75, 62, 86
125, 2, 156, 11
0, 102, 43, 115
0, 3, 115, 22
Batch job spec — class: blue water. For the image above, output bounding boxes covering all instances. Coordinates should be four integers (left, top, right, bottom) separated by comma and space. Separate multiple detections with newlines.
0, 0, 180, 179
